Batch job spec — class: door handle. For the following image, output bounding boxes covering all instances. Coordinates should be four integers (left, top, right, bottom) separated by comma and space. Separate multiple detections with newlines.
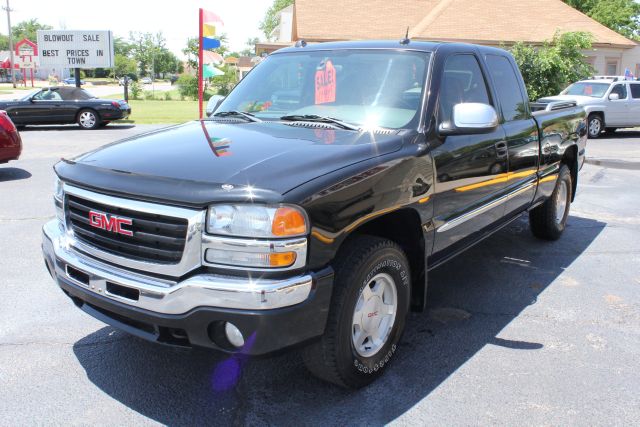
495, 141, 508, 158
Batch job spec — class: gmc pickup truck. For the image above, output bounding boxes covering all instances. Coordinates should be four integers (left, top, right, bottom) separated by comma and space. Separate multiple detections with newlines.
42, 41, 586, 389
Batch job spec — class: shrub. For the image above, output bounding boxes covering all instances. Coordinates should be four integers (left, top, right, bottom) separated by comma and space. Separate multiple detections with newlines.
164, 91, 172, 101
129, 81, 142, 100
177, 74, 198, 99
510, 31, 594, 100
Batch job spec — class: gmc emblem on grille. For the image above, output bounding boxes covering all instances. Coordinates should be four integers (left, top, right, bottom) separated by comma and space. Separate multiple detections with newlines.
88, 210, 133, 236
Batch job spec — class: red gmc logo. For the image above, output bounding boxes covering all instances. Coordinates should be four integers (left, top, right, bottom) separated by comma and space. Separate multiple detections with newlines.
88, 210, 133, 236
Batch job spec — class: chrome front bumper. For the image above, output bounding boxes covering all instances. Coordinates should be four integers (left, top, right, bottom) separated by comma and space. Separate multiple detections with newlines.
42, 219, 314, 314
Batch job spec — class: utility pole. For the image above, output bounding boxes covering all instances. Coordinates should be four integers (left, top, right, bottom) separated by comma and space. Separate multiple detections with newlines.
3, 0, 15, 88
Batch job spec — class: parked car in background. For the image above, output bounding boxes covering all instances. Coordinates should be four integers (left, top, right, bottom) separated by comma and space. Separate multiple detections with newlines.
62, 77, 85, 86
537, 77, 640, 138
141, 77, 153, 84
0, 111, 22, 164
0, 87, 131, 130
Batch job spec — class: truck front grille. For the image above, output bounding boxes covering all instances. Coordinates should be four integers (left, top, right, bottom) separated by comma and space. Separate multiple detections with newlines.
66, 194, 188, 264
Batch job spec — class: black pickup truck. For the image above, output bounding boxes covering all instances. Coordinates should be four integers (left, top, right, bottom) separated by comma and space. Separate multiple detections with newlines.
42, 40, 586, 388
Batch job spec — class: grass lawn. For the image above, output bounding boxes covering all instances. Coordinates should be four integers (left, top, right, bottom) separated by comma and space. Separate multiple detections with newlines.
118, 99, 199, 124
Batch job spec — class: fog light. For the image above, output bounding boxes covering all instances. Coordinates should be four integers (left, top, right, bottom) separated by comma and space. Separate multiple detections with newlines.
224, 322, 245, 348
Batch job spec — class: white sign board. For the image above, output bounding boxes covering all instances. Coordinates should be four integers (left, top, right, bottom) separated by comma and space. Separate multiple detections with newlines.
16, 57, 37, 69
36, 30, 114, 68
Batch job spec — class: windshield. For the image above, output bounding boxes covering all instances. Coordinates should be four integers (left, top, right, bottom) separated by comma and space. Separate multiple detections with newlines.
20, 90, 40, 101
562, 82, 610, 98
217, 49, 431, 129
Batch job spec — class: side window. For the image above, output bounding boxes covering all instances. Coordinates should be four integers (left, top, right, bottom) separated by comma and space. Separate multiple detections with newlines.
485, 55, 527, 121
33, 89, 62, 101
630, 84, 640, 99
610, 84, 627, 99
439, 54, 490, 123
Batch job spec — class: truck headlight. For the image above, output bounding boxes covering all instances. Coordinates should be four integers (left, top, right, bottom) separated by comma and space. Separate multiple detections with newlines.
204, 204, 308, 270
206, 204, 308, 238
54, 176, 64, 222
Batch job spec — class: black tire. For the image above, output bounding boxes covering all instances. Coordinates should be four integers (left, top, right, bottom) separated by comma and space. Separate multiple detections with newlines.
302, 235, 411, 388
587, 114, 603, 139
529, 164, 572, 240
77, 109, 100, 130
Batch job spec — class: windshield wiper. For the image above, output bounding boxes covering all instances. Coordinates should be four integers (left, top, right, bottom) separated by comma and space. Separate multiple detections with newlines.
280, 114, 360, 131
213, 110, 262, 122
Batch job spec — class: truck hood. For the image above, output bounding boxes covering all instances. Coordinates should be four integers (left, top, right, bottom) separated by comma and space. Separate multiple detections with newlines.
538, 95, 602, 105
55, 120, 406, 207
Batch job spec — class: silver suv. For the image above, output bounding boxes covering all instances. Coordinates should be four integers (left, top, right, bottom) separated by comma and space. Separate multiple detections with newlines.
539, 77, 640, 138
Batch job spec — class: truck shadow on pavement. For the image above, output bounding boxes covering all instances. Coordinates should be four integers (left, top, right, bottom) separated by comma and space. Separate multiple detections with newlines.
0, 167, 31, 182
73, 214, 605, 425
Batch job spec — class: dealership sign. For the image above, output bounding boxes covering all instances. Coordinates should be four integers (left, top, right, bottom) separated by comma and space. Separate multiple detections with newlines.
36, 30, 114, 68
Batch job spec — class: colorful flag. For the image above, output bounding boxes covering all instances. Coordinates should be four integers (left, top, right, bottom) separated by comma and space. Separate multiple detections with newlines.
198, 8, 224, 118
201, 10, 224, 51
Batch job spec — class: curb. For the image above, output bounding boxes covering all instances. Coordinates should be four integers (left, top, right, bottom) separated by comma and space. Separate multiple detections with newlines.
585, 157, 640, 171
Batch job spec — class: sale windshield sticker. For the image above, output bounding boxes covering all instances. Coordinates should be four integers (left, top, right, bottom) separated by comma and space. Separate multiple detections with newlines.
315, 59, 336, 104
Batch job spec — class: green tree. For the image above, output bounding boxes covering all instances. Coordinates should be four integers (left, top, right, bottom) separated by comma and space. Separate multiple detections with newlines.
114, 37, 134, 56
129, 32, 167, 77
564, 0, 640, 39
182, 34, 229, 73
114, 53, 137, 77
12, 19, 52, 41
510, 32, 595, 100
211, 64, 238, 96
241, 37, 260, 56
0, 34, 8, 50
154, 49, 180, 77
259, 0, 293, 40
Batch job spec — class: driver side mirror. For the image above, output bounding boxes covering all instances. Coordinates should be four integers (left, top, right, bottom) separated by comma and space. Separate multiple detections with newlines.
438, 103, 499, 136
206, 95, 225, 117
608, 93, 620, 101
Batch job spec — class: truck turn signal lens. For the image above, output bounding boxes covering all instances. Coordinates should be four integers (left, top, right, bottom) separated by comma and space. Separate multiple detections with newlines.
269, 252, 297, 267
271, 207, 307, 236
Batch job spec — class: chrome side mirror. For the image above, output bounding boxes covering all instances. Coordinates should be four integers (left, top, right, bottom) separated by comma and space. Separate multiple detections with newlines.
206, 95, 225, 117
608, 93, 620, 101
439, 103, 499, 135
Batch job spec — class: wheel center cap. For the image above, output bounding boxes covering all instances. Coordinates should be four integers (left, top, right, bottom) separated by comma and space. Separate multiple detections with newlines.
362, 296, 383, 333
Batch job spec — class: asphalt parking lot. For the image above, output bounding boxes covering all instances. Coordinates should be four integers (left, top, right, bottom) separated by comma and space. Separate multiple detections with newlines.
1, 125, 639, 425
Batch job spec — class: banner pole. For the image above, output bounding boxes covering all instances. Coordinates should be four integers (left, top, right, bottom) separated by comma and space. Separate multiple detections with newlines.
198, 8, 204, 119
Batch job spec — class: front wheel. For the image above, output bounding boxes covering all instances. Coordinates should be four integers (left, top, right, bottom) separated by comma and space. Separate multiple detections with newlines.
587, 114, 603, 139
77, 109, 100, 130
302, 235, 411, 388
529, 164, 572, 240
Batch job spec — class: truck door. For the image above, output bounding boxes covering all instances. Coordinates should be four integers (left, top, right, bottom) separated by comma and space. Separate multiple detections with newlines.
626, 83, 640, 126
484, 54, 539, 216
431, 53, 508, 259
605, 83, 628, 126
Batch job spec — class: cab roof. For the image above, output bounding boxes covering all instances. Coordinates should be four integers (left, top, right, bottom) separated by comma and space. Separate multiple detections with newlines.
273, 39, 510, 56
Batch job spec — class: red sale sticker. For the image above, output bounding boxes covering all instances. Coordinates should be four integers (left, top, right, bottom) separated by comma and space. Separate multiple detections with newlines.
315, 59, 336, 104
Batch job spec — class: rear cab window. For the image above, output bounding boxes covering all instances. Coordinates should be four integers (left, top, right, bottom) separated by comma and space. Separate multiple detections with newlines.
484, 54, 528, 121
629, 83, 640, 99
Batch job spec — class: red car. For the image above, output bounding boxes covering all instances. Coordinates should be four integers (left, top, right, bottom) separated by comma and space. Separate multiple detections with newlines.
0, 110, 21, 164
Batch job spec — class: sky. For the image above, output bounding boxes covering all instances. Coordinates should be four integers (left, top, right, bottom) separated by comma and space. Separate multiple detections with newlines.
6, 0, 273, 57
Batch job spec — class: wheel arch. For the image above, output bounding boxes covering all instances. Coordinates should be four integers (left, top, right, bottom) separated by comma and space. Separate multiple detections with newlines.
337, 207, 428, 312
561, 144, 579, 201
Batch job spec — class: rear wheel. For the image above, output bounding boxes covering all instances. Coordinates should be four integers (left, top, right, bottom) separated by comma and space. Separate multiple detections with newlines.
529, 164, 572, 240
77, 109, 100, 130
587, 114, 603, 139
302, 235, 411, 388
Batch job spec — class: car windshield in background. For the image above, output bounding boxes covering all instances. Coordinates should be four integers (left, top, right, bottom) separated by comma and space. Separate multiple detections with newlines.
217, 50, 430, 129
562, 82, 611, 98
